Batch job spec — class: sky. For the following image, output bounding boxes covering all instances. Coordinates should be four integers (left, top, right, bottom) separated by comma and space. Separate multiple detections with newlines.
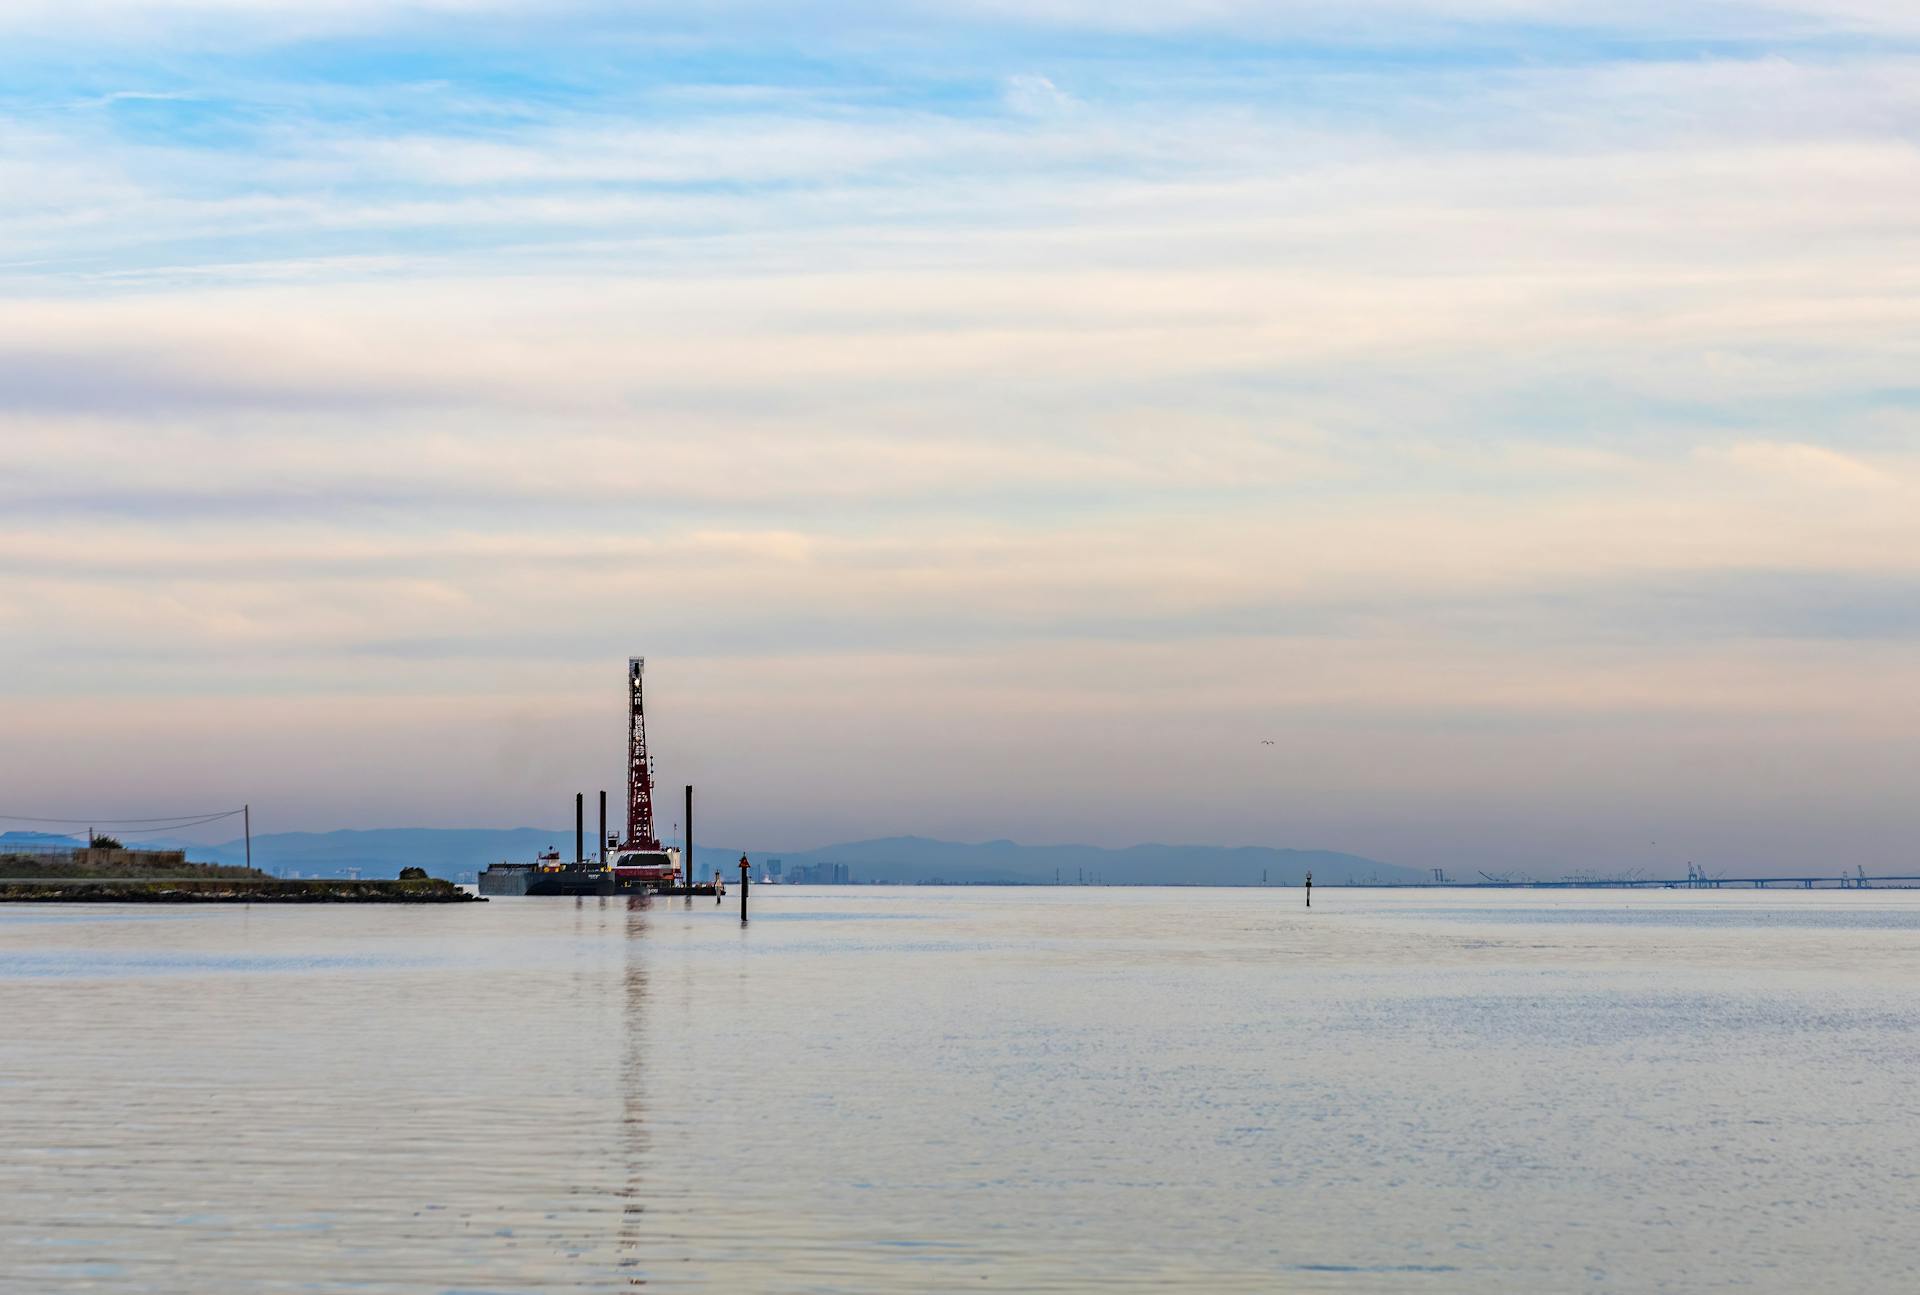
3, 1, 1919, 875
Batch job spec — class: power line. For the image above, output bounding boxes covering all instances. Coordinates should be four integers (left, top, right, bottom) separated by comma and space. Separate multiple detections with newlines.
110, 813, 249, 837
0, 808, 245, 826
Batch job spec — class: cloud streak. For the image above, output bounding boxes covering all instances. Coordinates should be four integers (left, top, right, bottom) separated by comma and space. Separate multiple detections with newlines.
4, 2, 1920, 869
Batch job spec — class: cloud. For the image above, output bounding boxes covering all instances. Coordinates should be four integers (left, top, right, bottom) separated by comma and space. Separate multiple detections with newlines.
82, 89, 202, 108
5, 2, 1920, 866
6, 0, 1920, 43
1705, 441, 1900, 491
1003, 74, 1077, 117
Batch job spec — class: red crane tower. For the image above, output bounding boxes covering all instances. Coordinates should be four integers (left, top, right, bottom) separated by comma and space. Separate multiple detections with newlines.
622, 657, 661, 851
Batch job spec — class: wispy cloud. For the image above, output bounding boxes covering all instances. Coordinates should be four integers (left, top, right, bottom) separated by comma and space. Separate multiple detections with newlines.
4, 2, 1920, 866
1003, 74, 1077, 117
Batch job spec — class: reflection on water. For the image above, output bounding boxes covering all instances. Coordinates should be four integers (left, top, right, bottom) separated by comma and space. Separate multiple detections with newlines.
619, 896, 649, 1288
3, 887, 1920, 1292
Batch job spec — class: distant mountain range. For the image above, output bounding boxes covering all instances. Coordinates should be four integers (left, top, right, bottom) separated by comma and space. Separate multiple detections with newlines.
0, 831, 87, 849
2, 827, 1417, 885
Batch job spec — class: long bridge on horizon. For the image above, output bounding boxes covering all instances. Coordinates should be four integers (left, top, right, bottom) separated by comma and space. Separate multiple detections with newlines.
1377, 867, 1920, 891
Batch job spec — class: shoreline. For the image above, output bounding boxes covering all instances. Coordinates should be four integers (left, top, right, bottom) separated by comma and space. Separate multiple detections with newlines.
0, 880, 483, 903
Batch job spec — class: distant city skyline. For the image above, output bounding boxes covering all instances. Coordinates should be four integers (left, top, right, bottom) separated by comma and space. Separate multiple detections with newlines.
5, 2, 1919, 875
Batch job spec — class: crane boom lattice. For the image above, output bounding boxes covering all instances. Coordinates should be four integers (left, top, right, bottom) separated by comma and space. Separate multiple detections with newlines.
623, 657, 660, 850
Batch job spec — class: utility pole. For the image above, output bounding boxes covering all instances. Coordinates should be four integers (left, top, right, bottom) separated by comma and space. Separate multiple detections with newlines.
244, 805, 251, 872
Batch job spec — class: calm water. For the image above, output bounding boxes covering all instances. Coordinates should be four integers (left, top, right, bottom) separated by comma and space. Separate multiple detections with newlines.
3, 887, 1919, 1293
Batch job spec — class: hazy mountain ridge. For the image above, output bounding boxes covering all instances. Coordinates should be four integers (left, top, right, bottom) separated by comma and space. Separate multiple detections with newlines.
0, 831, 87, 847
113, 828, 1416, 885
175, 828, 577, 875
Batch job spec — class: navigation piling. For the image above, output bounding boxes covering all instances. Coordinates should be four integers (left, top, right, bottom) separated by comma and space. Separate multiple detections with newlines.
1306, 870, 1312, 908
739, 854, 751, 922
685, 784, 694, 904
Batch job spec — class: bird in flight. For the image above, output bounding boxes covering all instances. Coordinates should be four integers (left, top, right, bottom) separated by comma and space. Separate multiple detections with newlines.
1261, 739, 1275, 745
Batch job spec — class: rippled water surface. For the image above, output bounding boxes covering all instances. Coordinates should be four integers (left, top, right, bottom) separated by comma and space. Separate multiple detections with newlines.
4, 887, 1919, 1293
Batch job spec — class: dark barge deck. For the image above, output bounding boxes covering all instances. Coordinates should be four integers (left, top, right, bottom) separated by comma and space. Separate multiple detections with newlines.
477, 862, 722, 898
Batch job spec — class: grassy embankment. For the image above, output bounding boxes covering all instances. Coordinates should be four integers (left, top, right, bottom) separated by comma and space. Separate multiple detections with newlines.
0, 852, 481, 902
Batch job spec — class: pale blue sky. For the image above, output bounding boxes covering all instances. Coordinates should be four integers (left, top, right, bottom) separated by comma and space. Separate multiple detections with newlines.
4, 2, 1919, 873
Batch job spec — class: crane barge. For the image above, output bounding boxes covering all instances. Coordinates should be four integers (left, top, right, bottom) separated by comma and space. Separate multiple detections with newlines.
477, 658, 719, 897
